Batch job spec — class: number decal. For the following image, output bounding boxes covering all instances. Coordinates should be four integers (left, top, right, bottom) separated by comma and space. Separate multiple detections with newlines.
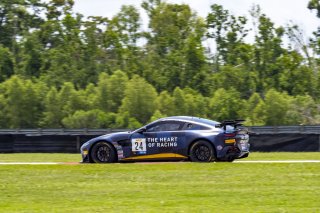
131, 138, 146, 153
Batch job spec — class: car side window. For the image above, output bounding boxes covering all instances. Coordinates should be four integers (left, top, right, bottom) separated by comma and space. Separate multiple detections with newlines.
183, 123, 210, 130
147, 124, 161, 132
147, 121, 182, 132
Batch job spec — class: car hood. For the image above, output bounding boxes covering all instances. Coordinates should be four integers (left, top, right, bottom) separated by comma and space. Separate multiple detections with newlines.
97, 131, 131, 141
81, 131, 132, 149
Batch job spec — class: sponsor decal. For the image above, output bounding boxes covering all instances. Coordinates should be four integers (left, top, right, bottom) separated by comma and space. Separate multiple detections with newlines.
112, 142, 124, 159
132, 137, 179, 154
131, 138, 147, 152
217, 145, 223, 151
147, 137, 178, 148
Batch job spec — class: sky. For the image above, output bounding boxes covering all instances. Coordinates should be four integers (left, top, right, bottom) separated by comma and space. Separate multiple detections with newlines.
72, 0, 319, 40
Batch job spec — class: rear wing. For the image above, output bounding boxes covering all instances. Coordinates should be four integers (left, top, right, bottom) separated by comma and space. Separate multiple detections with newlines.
215, 119, 245, 130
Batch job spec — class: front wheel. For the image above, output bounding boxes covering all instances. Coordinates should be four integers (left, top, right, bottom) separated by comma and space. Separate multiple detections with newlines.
189, 140, 216, 162
91, 142, 117, 163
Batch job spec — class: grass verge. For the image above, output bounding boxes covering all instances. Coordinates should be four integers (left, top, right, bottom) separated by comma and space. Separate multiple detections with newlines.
0, 152, 319, 212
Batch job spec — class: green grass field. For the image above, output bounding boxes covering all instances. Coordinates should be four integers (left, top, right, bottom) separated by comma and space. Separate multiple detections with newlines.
0, 153, 319, 212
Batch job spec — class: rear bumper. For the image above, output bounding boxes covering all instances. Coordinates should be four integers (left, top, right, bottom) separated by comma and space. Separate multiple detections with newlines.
217, 142, 250, 161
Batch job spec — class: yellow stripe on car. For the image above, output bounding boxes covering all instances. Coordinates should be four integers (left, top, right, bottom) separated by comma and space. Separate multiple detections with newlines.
123, 153, 187, 160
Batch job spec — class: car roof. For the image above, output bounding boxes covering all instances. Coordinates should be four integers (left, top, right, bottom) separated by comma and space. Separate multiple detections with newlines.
160, 116, 220, 127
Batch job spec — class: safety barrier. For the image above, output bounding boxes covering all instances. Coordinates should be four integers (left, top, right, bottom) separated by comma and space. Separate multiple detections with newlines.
0, 126, 319, 153
1, 126, 320, 135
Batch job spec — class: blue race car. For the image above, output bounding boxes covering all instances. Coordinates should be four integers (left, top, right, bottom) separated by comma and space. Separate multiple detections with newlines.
80, 116, 250, 163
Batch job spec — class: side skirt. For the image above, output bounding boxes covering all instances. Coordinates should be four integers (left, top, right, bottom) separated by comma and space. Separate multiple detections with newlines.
121, 153, 188, 161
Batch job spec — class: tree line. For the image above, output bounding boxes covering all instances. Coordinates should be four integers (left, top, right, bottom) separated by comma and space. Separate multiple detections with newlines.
0, 0, 320, 128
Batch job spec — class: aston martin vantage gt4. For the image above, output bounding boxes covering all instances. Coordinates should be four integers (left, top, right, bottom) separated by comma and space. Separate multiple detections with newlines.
80, 116, 250, 163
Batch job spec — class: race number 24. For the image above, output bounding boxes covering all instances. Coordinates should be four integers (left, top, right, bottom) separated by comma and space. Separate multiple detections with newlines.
131, 138, 146, 152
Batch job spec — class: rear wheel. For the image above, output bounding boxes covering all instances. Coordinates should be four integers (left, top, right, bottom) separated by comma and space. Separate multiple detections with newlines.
91, 142, 117, 163
189, 140, 215, 162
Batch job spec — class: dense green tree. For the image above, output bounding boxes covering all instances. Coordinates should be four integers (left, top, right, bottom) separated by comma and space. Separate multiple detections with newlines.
58, 82, 86, 117
102, 5, 143, 76
308, 0, 320, 99
82, 83, 97, 110
81, 16, 108, 83
211, 65, 257, 98
41, 82, 87, 127
263, 89, 292, 125
18, 34, 43, 78
287, 95, 319, 125
253, 14, 286, 93
107, 70, 129, 112
40, 12, 86, 88
155, 91, 175, 116
209, 88, 244, 121
115, 111, 142, 129
120, 75, 158, 124
95, 73, 110, 112
0, 94, 7, 128
150, 110, 165, 122
243, 93, 266, 126
0, 0, 45, 49
41, 87, 62, 127
2, 76, 44, 128
207, 4, 249, 68
183, 88, 209, 117
0, 45, 15, 82
0, 1, 319, 128
142, 1, 210, 92
62, 110, 115, 128
172, 87, 187, 115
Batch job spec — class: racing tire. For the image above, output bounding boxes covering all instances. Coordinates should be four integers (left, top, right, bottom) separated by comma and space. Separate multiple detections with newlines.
91, 142, 117, 163
189, 140, 216, 162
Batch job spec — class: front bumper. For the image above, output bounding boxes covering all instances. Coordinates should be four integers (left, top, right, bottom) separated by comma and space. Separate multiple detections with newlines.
80, 142, 90, 163
81, 150, 90, 163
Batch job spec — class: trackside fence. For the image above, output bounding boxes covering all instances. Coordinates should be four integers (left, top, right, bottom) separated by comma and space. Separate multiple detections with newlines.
0, 126, 319, 153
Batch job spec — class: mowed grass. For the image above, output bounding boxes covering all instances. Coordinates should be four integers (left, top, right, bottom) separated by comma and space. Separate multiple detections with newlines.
0, 153, 81, 162
1, 152, 320, 162
0, 153, 319, 212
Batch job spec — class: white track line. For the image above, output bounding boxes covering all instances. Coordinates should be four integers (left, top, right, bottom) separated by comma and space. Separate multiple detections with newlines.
0, 162, 61, 165
234, 160, 320, 163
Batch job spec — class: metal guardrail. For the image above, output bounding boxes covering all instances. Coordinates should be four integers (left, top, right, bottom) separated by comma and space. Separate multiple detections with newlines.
247, 126, 320, 134
0, 128, 130, 136
0, 126, 320, 135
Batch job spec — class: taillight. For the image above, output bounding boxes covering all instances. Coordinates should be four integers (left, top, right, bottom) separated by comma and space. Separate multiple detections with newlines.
224, 133, 236, 137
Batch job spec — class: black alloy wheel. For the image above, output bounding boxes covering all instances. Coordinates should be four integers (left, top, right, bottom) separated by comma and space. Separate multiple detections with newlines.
91, 142, 117, 163
189, 140, 215, 162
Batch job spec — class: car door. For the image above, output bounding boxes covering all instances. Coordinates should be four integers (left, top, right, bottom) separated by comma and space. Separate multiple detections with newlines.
130, 121, 185, 158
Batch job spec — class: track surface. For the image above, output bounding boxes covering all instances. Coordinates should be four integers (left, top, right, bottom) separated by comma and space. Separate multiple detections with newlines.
0, 160, 320, 165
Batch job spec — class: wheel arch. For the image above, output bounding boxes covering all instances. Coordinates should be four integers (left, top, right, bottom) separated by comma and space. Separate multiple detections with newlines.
89, 140, 118, 162
188, 138, 217, 157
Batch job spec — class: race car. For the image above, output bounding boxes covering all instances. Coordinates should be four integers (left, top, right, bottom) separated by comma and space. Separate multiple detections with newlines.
80, 116, 250, 163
